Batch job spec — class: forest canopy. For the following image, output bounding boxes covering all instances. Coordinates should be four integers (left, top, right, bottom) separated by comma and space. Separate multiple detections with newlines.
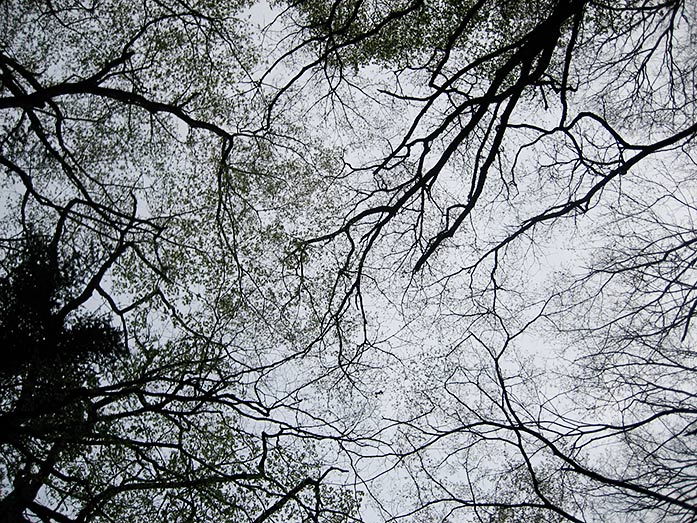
1, 0, 696, 522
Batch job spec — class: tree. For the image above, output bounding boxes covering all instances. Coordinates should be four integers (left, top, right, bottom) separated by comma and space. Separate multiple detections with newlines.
0, 236, 123, 522
0, 0, 361, 521
2, 0, 697, 521
0, 229, 361, 522
260, 0, 697, 521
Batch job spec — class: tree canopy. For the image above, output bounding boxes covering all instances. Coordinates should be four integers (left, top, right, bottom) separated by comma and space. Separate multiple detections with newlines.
1, 0, 696, 522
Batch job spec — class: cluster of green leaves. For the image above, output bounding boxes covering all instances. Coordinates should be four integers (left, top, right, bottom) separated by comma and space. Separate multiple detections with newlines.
0, 0, 363, 521
284, 0, 555, 67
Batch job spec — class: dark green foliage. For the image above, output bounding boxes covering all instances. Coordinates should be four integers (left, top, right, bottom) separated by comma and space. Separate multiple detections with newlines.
288, 0, 556, 67
0, 236, 123, 376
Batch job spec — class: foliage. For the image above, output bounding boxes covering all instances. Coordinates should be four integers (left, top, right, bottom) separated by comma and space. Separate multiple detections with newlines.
285, 0, 555, 68
0, 237, 123, 374
0, 0, 360, 521
2, 0, 697, 522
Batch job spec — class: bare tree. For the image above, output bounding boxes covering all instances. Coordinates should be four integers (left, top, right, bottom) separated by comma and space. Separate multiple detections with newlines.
260, 0, 697, 521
